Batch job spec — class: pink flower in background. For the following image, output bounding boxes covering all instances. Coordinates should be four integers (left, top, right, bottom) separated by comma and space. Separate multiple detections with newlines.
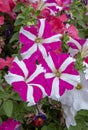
0, 58, 6, 70
59, 13, 67, 22
0, 0, 11, 12
5, 57, 47, 106
41, 52, 80, 100
0, 0, 16, 19
5, 56, 14, 68
0, 16, 4, 25
48, 15, 66, 34
0, 118, 20, 130
19, 18, 62, 59
0, 56, 14, 70
66, 24, 80, 39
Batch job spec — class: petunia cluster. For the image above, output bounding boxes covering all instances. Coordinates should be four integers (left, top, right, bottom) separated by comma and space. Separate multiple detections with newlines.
4, 0, 88, 128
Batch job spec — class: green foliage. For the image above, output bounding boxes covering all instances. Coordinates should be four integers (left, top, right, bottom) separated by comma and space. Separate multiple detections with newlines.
70, 0, 88, 38
14, 3, 39, 27
75, 52, 85, 71
3, 100, 13, 117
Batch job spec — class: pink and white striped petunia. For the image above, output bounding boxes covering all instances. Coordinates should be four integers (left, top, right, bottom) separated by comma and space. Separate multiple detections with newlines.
31, 0, 62, 15
41, 52, 80, 100
43, 0, 62, 15
56, 0, 72, 11
67, 37, 88, 58
5, 57, 47, 106
19, 18, 62, 59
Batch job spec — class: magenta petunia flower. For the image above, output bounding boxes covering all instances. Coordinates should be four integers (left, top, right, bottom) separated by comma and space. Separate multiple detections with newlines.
0, 118, 20, 130
41, 52, 80, 100
5, 57, 47, 106
67, 37, 88, 58
56, 0, 72, 10
44, 0, 62, 15
31, 0, 62, 15
19, 18, 62, 59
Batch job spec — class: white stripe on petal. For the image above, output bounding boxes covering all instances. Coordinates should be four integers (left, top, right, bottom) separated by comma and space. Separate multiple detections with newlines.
38, 19, 45, 37
56, 5, 62, 11
26, 64, 45, 83
45, 3, 57, 7
29, 83, 47, 97
45, 73, 55, 79
20, 27, 36, 41
59, 57, 74, 72
5, 73, 24, 85
21, 44, 37, 59
14, 57, 28, 78
27, 85, 35, 106
44, 34, 62, 43
38, 44, 47, 57
50, 77, 60, 100
67, 37, 81, 50
83, 39, 88, 47
68, 47, 79, 57
46, 7, 56, 15
44, 54, 56, 71
61, 73, 80, 86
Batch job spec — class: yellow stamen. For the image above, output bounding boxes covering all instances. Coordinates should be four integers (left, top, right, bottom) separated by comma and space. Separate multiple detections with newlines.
76, 84, 82, 90
54, 70, 61, 77
35, 37, 43, 44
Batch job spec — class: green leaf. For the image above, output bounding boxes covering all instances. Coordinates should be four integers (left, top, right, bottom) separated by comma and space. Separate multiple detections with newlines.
3, 100, 13, 117
16, 14, 25, 20
14, 2, 24, 12
41, 126, 47, 130
78, 20, 86, 28
0, 91, 10, 99
10, 32, 19, 43
0, 85, 4, 91
0, 117, 2, 124
47, 123, 57, 130
11, 93, 21, 101
14, 19, 24, 26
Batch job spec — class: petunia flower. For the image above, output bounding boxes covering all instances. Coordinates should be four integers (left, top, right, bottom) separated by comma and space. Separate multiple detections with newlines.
0, 56, 14, 70
0, 58, 6, 70
0, 0, 16, 19
55, 0, 72, 10
60, 72, 88, 128
19, 18, 62, 59
0, 16, 4, 26
61, 103, 77, 128
5, 56, 14, 68
31, 0, 62, 16
67, 37, 88, 58
40, 52, 80, 100
5, 57, 47, 106
0, 118, 20, 130
66, 24, 80, 39
0, 0, 11, 12
48, 15, 66, 34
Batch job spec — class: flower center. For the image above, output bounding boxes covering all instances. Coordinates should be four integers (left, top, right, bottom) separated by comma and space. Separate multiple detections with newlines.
35, 37, 43, 44
76, 84, 82, 90
54, 70, 61, 77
